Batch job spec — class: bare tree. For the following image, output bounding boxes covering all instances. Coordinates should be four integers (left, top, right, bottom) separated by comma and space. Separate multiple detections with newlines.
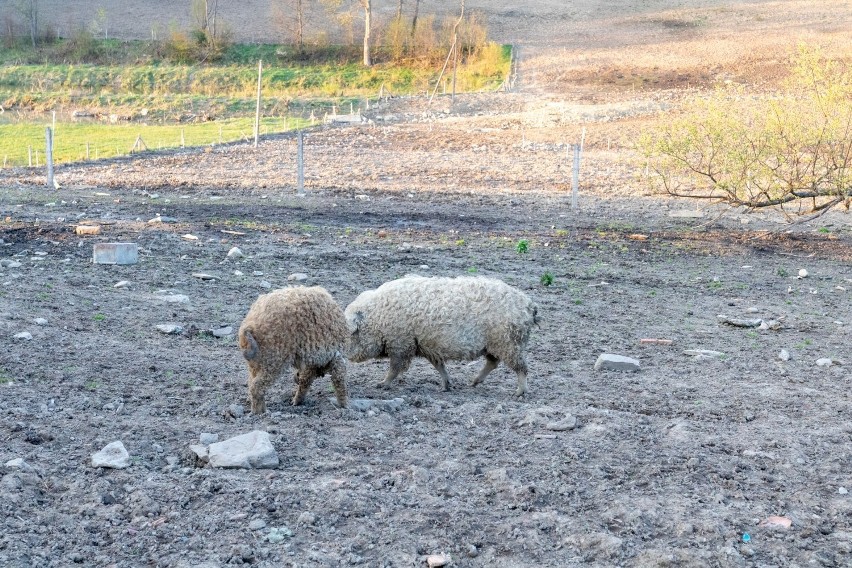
322, 0, 372, 66
360, 0, 371, 66
192, 0, 219, 47
411, 0, 419, 35
272, 0, 308, 48
14, 0, 37, 47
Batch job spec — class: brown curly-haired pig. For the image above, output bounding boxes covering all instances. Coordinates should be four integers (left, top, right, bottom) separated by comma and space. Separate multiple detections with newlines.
238, 286, 349, 413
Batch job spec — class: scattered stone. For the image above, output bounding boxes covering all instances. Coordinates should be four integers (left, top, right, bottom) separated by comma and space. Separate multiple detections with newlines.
233, 270, 244, 276
297, 511, 316, 525
798, 269, 809, 278
227, 247, 244, 258
226, 404, 245, 419
114, 280, 131, 289
93, 243, 138, 265
207, 431, 279, 469
266, 526, 293, 543
287, 273, 309, 282
156, 324, 183, 335
33, 318, 48, 326
14, 332, 32, 341
75, 225, 101, 236
212, 326, 233, 338
259, 280, 272, 289
182, 234, 199, 241
154, 291, 190, 304
0, 259, 22, 268
147, 215, 177, 224
759, 516, 792, 529
252, 271, 264, 276
717, 315, 762, 328
419, 265, 430, 270
248, 519, 267, 531
593, 354, 640, 372
189, 444, 209, 465
4, 458, 36, 473
758, 319, 782, 330
684, 349, 725, 358
91, 441, 130, 469
779, 349, 791, 361
816, 358, 834, 367
745, 307, 760, 313
334, 397, 407, 412
639, 338, 673, 345
466, 545, 479, 558
839, 487, 848, 495
426, 553, 451, 567
545, 415, 578, 431
668, 210, 704, 218
192, 273, 217, 280
199, 433, 218, 445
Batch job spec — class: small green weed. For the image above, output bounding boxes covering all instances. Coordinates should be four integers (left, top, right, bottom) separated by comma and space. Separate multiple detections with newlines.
516, 239, 529, 254
93, 313, 106, 322
818, 227, 831, 234
467, 267, 478, 274
456, 239, 466, 246
540, 272, 554, 286
707, 280, 723, 290
85, 379, 100, 390
777, 267, 789, 277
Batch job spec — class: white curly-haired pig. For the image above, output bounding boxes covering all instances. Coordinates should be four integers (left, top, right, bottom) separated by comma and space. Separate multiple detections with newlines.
344, 275, 538, 395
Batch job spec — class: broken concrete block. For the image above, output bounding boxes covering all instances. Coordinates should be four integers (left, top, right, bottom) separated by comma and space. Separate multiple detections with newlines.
594, 354, 641, 372
93, 243, 138, 265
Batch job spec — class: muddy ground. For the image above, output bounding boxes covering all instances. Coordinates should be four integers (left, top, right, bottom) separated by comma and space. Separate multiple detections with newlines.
2, 1, 852, 567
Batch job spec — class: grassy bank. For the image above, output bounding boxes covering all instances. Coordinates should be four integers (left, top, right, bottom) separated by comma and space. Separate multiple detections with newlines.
0, 116, 307, 167
0, 40, 510, 167
0, 42, 510, 112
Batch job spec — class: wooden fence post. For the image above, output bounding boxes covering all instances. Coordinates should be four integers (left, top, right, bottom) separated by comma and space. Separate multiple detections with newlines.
45, 127, 55, 189
254, 59, 263, 148
571, 143, 581, 211
297, 130, 305, 195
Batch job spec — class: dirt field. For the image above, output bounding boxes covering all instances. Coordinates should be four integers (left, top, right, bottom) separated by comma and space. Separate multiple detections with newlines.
2, 1, 852, 567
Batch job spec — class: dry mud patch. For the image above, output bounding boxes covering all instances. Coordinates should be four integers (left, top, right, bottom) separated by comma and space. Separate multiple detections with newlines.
0, 168, 851, 566
1, 1, 852, 566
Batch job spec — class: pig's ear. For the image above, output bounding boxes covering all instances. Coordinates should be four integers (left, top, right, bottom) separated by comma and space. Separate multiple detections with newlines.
347, 311, 365, 332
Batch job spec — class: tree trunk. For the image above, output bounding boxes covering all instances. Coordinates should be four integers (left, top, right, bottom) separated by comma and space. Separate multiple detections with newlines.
29, 0, 37, 48
411, 0, 419, 35
396, 0, 403, 21
210, 0, 218, 45
361, 0, 371, 66
297, 0, 304, 48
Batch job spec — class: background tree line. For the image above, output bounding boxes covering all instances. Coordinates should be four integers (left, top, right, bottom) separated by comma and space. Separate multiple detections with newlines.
2, 0, 491, 68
